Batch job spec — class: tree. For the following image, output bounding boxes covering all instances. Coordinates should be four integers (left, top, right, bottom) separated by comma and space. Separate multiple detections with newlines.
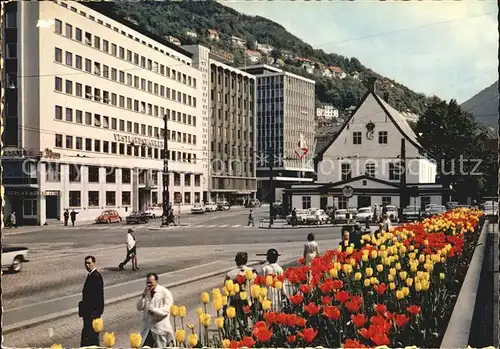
415, 100, 495, 202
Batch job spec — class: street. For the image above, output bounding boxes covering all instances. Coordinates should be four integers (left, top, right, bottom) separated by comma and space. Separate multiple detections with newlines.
3, 207, 344, 348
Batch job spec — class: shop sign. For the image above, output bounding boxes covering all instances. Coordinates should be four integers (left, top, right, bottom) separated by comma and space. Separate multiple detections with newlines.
113, 134, 164, 148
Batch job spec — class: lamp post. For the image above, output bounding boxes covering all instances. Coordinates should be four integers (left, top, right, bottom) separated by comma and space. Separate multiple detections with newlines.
161, 114, 169, 226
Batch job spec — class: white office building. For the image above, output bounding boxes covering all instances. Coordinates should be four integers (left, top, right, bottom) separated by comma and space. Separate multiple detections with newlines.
2, 0, 205, 225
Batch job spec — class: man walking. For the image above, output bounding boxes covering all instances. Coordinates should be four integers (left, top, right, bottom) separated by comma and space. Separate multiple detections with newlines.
247, 209, 255, 227
63, 209, 69, 226
291, 208, 297, 227
119, 228, 139, 271
137, 273, 174, 347
79, 256, 104, 347
8, 212, 17, 228
70, 209, 79, 226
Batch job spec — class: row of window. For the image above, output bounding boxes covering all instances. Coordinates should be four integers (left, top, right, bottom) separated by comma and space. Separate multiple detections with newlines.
54, 106, 197, 145
54, 47, 197, 108
340, 163, 402, 181
46, 163, 202, 186
54, 76, 198, 125
54, 17, 196, 87
353, 131, 388, 145
54, 133, 198, 163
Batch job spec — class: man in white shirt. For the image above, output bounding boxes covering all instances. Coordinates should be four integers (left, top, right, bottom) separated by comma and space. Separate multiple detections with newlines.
137, 273, 174, 348
225, 252, 254, 282
383, 214, 392, 232
260, 249, 286, 311
119, 228, 139, 271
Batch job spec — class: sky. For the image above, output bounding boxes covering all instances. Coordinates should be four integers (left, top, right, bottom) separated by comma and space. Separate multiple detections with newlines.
222, 0, 498, 103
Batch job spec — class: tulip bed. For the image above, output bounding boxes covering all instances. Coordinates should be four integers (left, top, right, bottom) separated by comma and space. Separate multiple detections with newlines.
51, 208, 484, 349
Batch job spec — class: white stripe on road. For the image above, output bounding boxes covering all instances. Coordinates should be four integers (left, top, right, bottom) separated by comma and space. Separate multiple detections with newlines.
219, 224, 228, 227
231, 224, 241, 228
207, 225, 216, 228
195, 225, 206, 228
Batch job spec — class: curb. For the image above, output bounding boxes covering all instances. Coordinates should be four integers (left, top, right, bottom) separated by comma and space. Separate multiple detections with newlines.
4, 257, 299, 334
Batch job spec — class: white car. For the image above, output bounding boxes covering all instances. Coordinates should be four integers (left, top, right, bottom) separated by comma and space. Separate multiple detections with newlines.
355, 207, 374, 222
286, 209, 310, 225
333, 209, 347, 224
306, 209, 330, 225
204, 202, 217, 212
384, 205, 399, 222
191, 203, 206, 214
2, 246, 29, 273
145, 205, 163, 219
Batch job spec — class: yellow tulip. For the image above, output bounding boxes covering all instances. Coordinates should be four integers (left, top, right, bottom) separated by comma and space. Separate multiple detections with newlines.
410, 265, 418, 273
329, 268, 339, 278
402, 287, 410, 296
415, 282, 422, 292
245, 268, 254, 280
233, 283, 240, 293
259, 287, 268, 298
196, 307, 203, 315
370, 277, 378, 285
395, 262, 402, 270
170, 305, 179, 317
274, 281, 283, 290
226, 306, 236, 318
376, 264, 384, 273
344, 264, 353, 274
354, 272, 362, 281
362, 254, 369, 262
187, 333, 199, 347
200, 313, 211, 327
399, 271, 408, 280
212, 288, 222, 300
175, 329, 186, 343
406, 278, 414, 287
250, 284, 261, 298
213, 298, 223, 311
103, 332, 116, 348
239, 291, 248, 300
215, 316, 225, 328
365, 268, 373, 277
225, 280, 234, 292
419, 254, 426, 263
179, 305, 187, 318
129, 332, 142, 349
346, 246, 354, 255
223, 287, 230, 296
262, 299, 272, 310
370, 250, 378, 259
51, 345, 63, 349
389, 268, 396, 276
396, 290, 404, 300
389, 282, 396, 290
388, 274, 394, 282
440, 273, 445, 280
222, 339, 231, 348
265, 275, 274, 286
222, 296, 228, 306
364, 279, 371, 287
92, 318, 104, 333
201, 292, 210, 304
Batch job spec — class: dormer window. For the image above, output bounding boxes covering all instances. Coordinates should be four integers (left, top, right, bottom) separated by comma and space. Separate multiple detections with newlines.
365, 163, 376, 177
378, 131, 388, 144
353, 132, 362, 145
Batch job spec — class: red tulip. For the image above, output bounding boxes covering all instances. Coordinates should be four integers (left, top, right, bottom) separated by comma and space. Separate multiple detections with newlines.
331, 279, 344, 290
253, 326, 273, 343
289, 293, 304, 306
303, 302, 321, 316
242, 306, 251, 314
345, 300, 361, 313
351, 313, 367, 327
374, 304, 387, 314
321, 295, 333, 305
229, 340, 241, 349
264, 312, 277, 324
344, 339, 368, 348
394, 313, 409, 328
407, 305, 421, 316
287, 335, 297, 344
374, 283, 387, 295
241, 336, 255, 348
298, 328, 318, 343
370, 332, 390, 346
235, 274, 246, 285
299, 284, 312, 294
323, 305, 341, 320
335, 290, 350, 303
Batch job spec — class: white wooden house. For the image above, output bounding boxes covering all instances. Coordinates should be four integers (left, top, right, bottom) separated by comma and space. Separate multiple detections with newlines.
285, 78, 448, 211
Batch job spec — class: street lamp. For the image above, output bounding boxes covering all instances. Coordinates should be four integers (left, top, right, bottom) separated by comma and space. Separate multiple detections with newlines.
161, 114, 170, 226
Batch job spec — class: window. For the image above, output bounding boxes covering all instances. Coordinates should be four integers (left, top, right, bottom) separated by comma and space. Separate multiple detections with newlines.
106, 191, 116, 206
46, 163, 61, 182
122, 168, 131, 183
106, 168, 116, 183
69, 191, 81, 207
389, 162, 402, 181
85, 59, 91, 72
65, 136, 73, 148
65, 80, 72, 94
382, 197, 392, 206
23, 199, 38, 217
85, 112, 92, 125
378, 131, 388, 144
365, 163, 376, 177
55, 19, 62, 34
65, 107, 73, 121
65, 23, 72, 38
341, 163, 352, 181
65, 51, 72, 66
75, 28, 82, 41
94, 140, 101, 152
69, 164, 81, 182
55, 47, 62, 62
76, 110, 83, 123
122, 191, 131, 205
338, 196, 347, 210
6, 11, 17, 28
55, 134, 63, 147
353, 132, 362, 145
302, 196, 311, 210
55, 105, 63, 120
88, 191, 99, 206
184, 174, 191, 186
55, 77, 62, 91
88, 166, 99, 183
75, 55, 82, 69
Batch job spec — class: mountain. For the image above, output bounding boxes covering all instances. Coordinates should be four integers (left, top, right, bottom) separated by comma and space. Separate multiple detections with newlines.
460, 81, 499, 130
82, 0, 435, 114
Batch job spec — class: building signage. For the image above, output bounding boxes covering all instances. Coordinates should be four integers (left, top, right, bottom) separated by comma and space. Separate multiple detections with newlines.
342, 185, 354, 198
2, 148, 61, 160
210, 46, 234, 63
113, 134, 164, 148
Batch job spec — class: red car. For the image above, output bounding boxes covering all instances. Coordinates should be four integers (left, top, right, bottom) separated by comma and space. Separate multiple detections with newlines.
95, 210, 122, 224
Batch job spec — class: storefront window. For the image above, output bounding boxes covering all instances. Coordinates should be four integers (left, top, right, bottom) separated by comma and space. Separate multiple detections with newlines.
23, 199, 37, 217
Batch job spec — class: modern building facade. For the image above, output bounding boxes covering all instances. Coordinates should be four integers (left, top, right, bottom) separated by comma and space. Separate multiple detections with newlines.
1, 0, 205, 225
240, 64, 316, 204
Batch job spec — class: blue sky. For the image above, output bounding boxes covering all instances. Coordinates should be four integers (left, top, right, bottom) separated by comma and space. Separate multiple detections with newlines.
223, 0, 498, 103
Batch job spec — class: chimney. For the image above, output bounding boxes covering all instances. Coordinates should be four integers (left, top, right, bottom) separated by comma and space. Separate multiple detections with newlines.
366, 77, 377, 93
383, 92, 390, 103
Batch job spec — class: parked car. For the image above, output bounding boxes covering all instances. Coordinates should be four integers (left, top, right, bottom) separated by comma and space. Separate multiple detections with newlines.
204, 202, 218, 212
401, 206, 421, 222
423, 205, 446, 218
191, 203, 206, 214
445, 201, 459, 210
217, 201, 231, 211
126, 211, 150, 224
145, 205, 163, 219
246, 199, 261, 208
305, 209, 330, 225
325, 206, 336, 216
286, 209, 310, 225
355, 207, 374, 223
384, 205, 399, 222
95, 210, 122, 224
2, 246, 29, 273
333, 209, 348, 224
482, 202, 498, 222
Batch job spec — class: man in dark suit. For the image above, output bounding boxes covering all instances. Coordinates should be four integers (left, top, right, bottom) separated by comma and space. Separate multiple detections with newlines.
79, 255, 104, 346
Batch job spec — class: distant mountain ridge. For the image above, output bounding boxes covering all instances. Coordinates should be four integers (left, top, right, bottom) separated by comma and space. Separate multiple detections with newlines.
460, 81, 499, 130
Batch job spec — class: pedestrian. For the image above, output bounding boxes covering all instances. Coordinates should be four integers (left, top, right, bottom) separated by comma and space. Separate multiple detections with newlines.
374, 223, 384, 236
78, 255, 104, 347
291, 208, 297, 227
63, 209, 69, 226
247, 209, 255, 227
8, 212, 17, 228
383, 214, 392, 232
137, 272, 174, 348
168, 207, 177, 227
261, 248, 285, 311
303, 233, 320, 267
119, 228, 139, 271
350, 223, 363, 249
225, 252, 254, 283
70, 209, 79, 226
339, 230, 351, 250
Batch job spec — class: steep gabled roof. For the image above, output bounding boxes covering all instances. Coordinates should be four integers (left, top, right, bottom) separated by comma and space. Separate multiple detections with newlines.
315, 90, 430, 161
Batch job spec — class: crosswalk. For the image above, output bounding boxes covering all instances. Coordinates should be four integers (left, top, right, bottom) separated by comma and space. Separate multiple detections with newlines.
189, 224, 255, 229
62, 222, 258, 231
